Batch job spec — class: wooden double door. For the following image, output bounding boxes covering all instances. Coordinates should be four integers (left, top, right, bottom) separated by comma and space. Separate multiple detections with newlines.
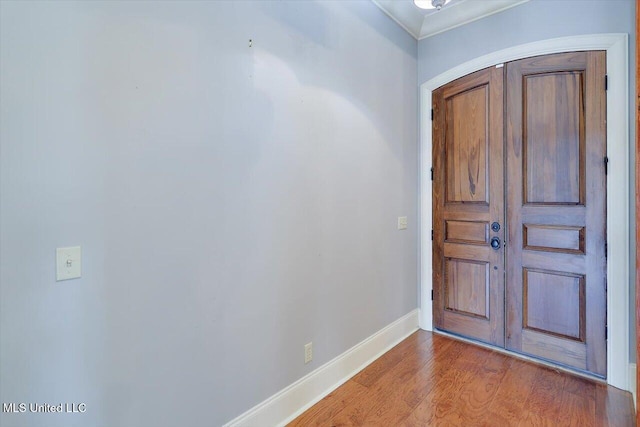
432, 51, 607, 377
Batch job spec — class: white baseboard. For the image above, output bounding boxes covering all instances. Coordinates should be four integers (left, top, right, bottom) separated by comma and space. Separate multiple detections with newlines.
630, 363, 636, 411
223, 309, 420, 427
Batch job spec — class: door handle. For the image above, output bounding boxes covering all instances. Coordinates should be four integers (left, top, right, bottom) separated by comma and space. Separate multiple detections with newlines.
490, 237, 501, 250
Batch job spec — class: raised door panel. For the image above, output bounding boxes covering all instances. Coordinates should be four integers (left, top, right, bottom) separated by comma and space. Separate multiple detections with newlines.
445, 220, 489, 245
523, 224, 585, 254
445, 86, 488, 204
445, 258, 489, 318
523, 268, 585, 341
524, 72, 585, 205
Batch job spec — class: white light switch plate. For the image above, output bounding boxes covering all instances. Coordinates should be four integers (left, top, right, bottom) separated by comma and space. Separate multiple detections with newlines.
398, 216, 408, 230
56, 246, 81, 281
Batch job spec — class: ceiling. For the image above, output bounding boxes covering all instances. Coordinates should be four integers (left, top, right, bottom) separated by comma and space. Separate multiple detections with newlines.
371, 0, 529, 40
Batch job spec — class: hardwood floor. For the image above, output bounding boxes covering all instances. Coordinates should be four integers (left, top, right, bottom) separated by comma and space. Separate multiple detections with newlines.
289, 331, 635, 426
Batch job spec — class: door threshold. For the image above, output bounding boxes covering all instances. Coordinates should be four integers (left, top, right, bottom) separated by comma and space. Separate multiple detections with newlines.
433, 329, 607, 385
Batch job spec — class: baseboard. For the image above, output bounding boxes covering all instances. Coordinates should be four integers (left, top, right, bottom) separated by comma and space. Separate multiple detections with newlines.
630, 363, 636, 411
222, 309, 420, 427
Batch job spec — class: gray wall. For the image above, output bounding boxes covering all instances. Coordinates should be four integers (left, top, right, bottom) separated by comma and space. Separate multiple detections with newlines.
0, 1, 418, 426
418, 0, 636, 361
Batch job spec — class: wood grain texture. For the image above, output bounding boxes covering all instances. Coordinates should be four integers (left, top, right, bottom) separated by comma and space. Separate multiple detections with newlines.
435, 52, 605, 377
288, 331, 635, 427
595, 383, 636, 427
521, 329, 587, 370
523, 268, 584, 341
524, 71, 584, 205
523, 224, 585, 254
433, 65, 504, 347
445, 258, 488, 318
505, 51, 607, 376
445, 220, 488, 245
445, 85, 488, 203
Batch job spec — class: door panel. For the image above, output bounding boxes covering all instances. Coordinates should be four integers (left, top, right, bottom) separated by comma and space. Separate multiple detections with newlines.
445, 85, 489, 204
445, 220, 489, 245
523, 224, 585, 254
505, 51, 607, 377
524, 72, 584, 204
445, 258, 489, 318
523, 268, 585, 340
433, 65, 504, 347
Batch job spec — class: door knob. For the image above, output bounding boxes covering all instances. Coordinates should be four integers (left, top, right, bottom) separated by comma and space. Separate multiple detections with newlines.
490, 237, 501, 250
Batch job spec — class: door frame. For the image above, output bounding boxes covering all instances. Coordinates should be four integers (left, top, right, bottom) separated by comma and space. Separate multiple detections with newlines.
419, 34, 630, 391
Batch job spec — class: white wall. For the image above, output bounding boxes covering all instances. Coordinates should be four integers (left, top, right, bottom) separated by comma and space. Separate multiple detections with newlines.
0, 1, 418, 426
418, 0, 636, 361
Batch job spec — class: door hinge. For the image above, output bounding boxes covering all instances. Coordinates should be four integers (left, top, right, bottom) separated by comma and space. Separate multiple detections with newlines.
605, 242, 608, 258
605, 326, 608, 340
430, 167, 434, 181
605, 75, 608, 91
431, 229, 434, 241
431, 108, 434, 121
604, 156, 609, 175
431, 289, 434, 301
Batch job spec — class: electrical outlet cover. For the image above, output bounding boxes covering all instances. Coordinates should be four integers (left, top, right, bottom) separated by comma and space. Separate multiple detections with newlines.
304, 342, 313, 364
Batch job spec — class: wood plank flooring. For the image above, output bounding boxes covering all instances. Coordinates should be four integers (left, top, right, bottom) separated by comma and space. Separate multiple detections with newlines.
289, 331, 635, 426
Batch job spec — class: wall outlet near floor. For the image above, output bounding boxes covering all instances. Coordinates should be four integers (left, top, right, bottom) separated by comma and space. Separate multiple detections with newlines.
304, 342, 313, 364
397, 216, 408, 230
